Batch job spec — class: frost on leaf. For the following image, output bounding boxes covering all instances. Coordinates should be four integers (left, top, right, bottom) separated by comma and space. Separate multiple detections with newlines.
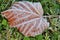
1, 1, 49, 36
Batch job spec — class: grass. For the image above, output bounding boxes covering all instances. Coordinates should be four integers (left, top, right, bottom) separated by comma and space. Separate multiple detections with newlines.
0, 0, 60, 40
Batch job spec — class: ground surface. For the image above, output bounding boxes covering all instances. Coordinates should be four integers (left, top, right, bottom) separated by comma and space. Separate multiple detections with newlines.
0, 0, 60, 40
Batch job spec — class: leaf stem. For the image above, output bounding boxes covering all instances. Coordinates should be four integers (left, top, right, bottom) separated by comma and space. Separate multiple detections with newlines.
43, 15, 60, 18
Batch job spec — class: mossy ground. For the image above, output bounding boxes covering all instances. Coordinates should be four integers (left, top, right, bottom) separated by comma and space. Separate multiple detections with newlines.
0, 0, 60, 40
